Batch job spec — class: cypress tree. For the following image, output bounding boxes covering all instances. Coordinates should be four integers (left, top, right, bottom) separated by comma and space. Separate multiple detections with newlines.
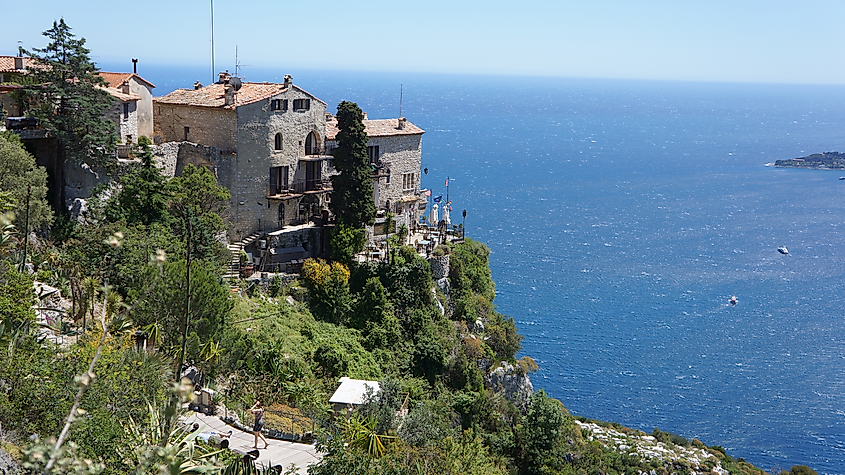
330, 101, 375, 228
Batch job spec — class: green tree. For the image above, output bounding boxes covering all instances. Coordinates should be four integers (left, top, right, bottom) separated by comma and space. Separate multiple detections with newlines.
22, 19, 117, 172
330, 223, 367, 265
0, 133, 53, 230
516, 390, 581, 475
780, 466, 819, 475
329, 101, 375, 228
0, 262, 36, 336
106, 136, 169, 225
301, 258, 353, 325
131, 259, 232, 358
168, 164, 230, 264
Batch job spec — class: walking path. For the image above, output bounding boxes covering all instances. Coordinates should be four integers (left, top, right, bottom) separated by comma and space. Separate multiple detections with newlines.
182, 412, 322, 473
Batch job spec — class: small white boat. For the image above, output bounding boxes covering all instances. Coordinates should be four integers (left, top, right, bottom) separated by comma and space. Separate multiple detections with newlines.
777, 246, 789, 255
729, 296, 738, 306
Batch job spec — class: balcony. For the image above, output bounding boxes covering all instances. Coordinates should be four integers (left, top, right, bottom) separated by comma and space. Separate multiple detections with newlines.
266, 179, 332, 199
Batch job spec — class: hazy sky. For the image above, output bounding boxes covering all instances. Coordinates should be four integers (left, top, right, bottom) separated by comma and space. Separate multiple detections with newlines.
4, 0, 845, 85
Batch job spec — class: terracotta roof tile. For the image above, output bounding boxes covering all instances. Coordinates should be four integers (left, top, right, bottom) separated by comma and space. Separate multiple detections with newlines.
326, 117, 424, 140
0, 55, 28, 74
103, 86, 141, 102
155, 82, 326, 110
97, 71, 156, 89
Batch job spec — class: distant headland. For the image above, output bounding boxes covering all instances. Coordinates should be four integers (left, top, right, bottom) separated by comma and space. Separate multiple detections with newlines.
772, 151, 845, 169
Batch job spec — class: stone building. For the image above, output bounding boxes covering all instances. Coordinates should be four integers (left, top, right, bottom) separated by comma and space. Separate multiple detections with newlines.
326, 114, 426, 231
0, 56, 28, 119
154, 73, 334, 240
96, 71, 156, 143
154, 73, 427, 245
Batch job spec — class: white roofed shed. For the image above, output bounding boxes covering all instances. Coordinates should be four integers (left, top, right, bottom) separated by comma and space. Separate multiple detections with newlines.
329, 377, 380, 414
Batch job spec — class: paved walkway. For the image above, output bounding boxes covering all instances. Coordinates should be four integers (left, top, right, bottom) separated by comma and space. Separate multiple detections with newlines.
182, 412, 322, 473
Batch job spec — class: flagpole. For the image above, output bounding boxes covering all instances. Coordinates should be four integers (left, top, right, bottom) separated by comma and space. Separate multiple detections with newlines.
446, 176, 449, 204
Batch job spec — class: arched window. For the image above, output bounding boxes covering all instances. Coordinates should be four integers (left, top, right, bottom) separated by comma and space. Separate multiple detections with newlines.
274, 133, 283, 151
305, 131, 319, 155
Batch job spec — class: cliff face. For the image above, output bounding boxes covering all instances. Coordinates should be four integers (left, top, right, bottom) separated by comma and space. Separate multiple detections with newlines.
485, 361, 534, 409
0, 447, 21, 475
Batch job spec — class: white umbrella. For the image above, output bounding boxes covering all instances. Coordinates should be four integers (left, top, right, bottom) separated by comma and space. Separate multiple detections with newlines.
443, 204, 451, 226
429, 203, 439, 226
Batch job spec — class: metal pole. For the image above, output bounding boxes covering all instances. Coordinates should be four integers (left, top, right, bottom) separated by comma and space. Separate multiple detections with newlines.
210, 0, 215, 84
20, 184, 31, 273
177, 218, 192, 381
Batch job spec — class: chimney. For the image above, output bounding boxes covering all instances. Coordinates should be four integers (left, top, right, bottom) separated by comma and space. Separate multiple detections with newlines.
224, 83, 235, 106
398, 117, 406, 130
14, 56, 24, 70
132, 58, 138, 74
121, 80, 130, 94
194, 81, 203, 90
218, 70, 231, 84
283, 75, 292, 87
363, 112, 368, 120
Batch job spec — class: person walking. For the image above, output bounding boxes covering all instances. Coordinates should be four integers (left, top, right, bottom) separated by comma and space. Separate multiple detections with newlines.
250, 400, 268, 449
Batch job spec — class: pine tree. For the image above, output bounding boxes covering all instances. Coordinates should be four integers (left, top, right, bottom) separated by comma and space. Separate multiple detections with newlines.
22, 19, 116, 171
330, 101, 376, 228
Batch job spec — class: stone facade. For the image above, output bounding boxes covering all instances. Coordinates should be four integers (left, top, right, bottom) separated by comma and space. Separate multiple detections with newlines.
104, 97, 139, 143
154, 104, 237, 151
326, 116, 426, 231
153, 74, 426, 244
97, 71, 156, 142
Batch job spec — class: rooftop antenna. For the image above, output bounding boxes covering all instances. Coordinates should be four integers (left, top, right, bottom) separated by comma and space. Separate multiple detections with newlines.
399, 83, 403, 117
210, 0, 215, 84
234, 45, 250, 78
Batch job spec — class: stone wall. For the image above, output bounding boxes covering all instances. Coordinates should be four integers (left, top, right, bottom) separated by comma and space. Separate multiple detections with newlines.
370, 134, 423, 212
153, 141, 222, 178
104, 99, 139, 144
427, 254, 450, 280
154, 103, 237, 152
226, 90, 329, 238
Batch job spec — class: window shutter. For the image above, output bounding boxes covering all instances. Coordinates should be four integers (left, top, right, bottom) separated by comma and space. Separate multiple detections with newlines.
305, 99, 310, 110
283, 99, 288, 111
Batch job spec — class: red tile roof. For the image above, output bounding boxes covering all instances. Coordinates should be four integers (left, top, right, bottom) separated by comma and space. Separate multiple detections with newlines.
103, 87, 141, 102
97, 71, 156, 89
155, 82, 326, 110
0, 55, 28, 74
326, 117, 424, 140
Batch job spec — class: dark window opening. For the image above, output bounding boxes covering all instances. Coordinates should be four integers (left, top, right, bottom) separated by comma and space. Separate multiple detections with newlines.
269, 166, 289, 195
278, 203, 286, 226
183, 126, 190, 141
367, 145, 380, 164
274, 133, 283, 151
123, 103, 129, 120
305, 132, 320, 155
293, 98, 310, 111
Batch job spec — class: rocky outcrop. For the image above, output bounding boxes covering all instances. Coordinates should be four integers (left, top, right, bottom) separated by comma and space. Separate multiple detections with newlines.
0, 447, 21, 475
427, 255, 450, 295
575, 420, 727, 474
485, 362, 534, 409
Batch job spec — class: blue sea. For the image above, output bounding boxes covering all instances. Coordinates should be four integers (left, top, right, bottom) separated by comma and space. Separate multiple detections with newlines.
128, 62, 845, 473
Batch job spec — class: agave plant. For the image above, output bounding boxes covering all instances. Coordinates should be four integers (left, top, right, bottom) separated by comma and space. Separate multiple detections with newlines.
342, 413, 395, 458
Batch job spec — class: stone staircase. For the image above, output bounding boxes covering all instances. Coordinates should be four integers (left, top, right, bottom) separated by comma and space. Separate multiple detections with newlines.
223, 232, 263, 280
